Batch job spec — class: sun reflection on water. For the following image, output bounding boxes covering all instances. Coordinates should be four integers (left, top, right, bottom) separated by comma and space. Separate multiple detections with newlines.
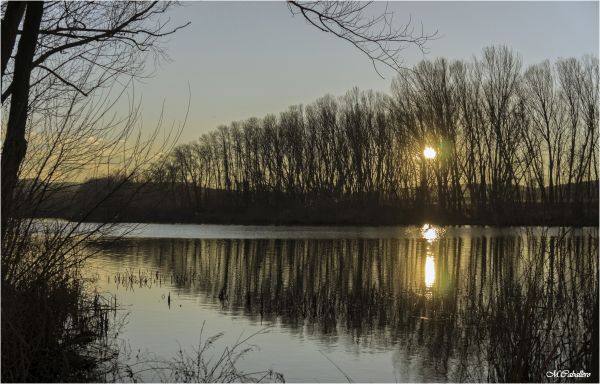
421, 224, 438, 289
421, 224, 438, 242
425, 255, 435, 288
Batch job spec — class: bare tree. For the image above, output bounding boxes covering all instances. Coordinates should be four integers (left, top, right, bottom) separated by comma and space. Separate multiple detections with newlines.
1, 5, 188, 376
1, 1, 188, 236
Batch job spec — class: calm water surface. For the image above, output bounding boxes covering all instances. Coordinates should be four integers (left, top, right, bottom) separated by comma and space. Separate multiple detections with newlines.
83, 224, 598, 382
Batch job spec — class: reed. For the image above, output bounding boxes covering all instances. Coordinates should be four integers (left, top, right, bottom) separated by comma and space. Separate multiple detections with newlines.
101, 324, 285, 383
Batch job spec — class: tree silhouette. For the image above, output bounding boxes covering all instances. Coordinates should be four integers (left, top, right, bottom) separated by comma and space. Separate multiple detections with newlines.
1, 1, 187, 236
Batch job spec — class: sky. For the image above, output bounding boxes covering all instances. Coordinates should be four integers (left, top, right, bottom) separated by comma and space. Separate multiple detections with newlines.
126, 1, 599, 143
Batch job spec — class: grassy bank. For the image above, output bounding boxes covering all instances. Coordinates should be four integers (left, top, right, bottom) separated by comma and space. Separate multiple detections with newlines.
1, 269, 117, 382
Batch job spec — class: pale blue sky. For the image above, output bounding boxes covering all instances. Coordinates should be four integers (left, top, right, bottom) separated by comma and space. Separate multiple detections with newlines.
130, 1, 599, 143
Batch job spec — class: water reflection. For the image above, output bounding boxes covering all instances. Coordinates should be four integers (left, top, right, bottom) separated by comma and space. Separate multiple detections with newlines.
85, 227, 598, 382
421, 224, 438, 242
424, 255, 435, 288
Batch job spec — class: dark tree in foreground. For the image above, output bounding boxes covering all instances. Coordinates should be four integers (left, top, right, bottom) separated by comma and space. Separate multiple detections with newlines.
1, 1, 187, 237
1, 2, 187, 381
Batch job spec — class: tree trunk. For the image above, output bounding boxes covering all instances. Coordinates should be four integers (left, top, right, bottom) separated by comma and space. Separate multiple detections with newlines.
1, 1, 26, 78
1, 2, 44, 237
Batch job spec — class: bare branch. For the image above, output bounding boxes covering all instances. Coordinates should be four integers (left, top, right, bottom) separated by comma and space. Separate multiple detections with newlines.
287, 1, 438, 77
38, 64, 88, 96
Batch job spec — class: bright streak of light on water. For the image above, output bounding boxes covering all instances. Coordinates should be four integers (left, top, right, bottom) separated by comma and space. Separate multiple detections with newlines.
425, 255, 435, 288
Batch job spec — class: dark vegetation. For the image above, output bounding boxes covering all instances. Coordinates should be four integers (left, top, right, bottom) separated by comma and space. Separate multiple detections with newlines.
37, 49, 599, 226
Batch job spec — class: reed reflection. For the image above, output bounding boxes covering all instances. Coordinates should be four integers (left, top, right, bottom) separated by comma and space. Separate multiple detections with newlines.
87, 227, 598, 382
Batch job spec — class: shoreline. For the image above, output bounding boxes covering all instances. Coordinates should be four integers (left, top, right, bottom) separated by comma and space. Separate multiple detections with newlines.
31, 214, 599, 228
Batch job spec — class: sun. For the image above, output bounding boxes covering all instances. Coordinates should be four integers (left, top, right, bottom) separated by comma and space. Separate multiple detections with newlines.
423, 146, 437, 159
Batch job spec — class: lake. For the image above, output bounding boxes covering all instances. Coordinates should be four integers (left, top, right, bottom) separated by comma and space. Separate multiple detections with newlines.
82, 224, 598, 382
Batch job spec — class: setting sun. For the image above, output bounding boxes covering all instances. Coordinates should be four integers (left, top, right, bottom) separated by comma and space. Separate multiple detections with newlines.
423, 146, 437, 159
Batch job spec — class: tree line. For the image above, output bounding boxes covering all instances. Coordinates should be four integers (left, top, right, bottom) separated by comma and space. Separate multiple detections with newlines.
135, 47, 597, 224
